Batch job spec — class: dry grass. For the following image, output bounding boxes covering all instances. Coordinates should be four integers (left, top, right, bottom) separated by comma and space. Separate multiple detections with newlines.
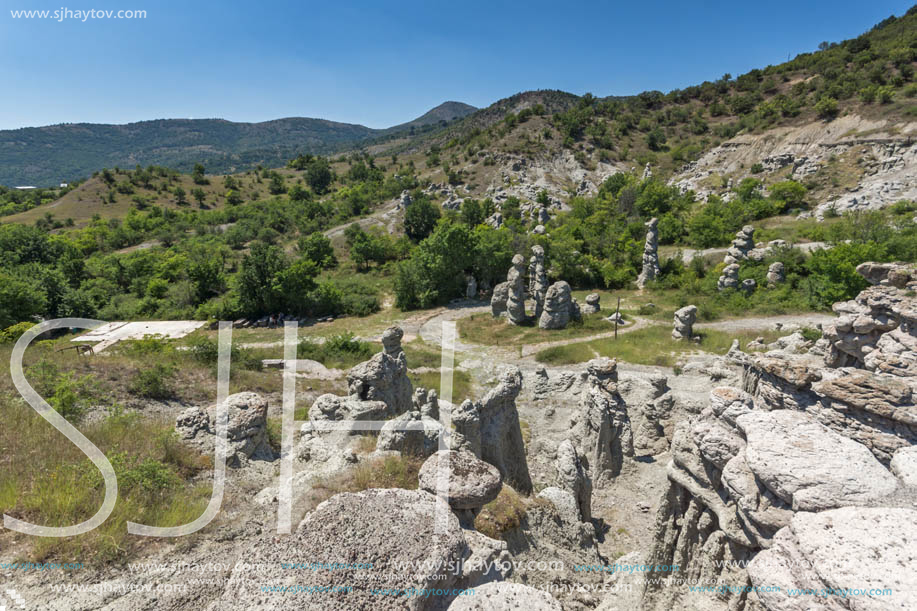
474, 485, 528, 540
301, 454, 424, 514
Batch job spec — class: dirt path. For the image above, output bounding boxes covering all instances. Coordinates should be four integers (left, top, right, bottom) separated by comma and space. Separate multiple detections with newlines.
694, 312, 834, 333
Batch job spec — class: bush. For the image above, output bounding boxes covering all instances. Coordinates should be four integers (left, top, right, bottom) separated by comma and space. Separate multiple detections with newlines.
815, 97, 839, 119
129, 364, 176, 399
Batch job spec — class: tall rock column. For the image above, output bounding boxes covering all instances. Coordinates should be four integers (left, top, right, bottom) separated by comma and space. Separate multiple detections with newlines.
506, 254, 528, 325
530, 245, 549, 320
637, 217, 661, 288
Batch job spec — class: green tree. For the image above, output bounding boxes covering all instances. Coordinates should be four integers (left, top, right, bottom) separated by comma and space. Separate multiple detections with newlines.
191, 187, 206, 206
404, 197, 441, 241
174, 186, 187, 205
237, 242, 287, 316
298, 232, 337, 268
306, 157, 333, 194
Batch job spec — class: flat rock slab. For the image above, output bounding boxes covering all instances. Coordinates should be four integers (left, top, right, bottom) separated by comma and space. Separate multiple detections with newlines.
218, 488, 466, 610
419, 450, 502, 509
737, 410, 898, 511
73, 320, 206, 353
749, 507, 917, 611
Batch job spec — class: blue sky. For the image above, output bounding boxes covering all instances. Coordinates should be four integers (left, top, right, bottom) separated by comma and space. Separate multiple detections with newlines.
0, 0, 913, 129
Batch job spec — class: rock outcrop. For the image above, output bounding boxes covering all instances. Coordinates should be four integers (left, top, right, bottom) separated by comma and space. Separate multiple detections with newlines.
672, 305, 697, 341
748, 507, 917, 611
506, 254, 528, 325
642, 267, 917, 611
448, 582, 562, 611
218, 489, 467, 611
643, 385, 902, 611
717, 263, 740, 291
539, 281, 578, 330
637, 217, 661, 288
175, 392, 273, 466
450, 368, 532, 494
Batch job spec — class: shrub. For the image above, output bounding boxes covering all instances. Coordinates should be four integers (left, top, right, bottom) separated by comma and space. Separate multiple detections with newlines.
129, 364, 176, 399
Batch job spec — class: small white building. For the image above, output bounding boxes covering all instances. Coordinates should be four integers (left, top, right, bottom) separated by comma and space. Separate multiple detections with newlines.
14, 186, 37, 190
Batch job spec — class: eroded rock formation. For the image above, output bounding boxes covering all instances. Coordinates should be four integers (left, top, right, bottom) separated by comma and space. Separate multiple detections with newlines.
717, 263, 740, 291
672, 305, 697, 341
570, 358, 634, 486
175, 391, 273, 467
539, 281, 578, 330
766, 262, 785, 287
637, 217, 661, 288
724, 225, 755, 265
506, 254, 528, 325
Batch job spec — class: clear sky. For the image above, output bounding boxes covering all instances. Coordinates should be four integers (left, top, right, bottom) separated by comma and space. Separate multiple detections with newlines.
0, 0, 913, 130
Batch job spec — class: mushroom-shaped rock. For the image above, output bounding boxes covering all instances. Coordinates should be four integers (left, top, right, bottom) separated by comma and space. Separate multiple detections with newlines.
419, 450, 502, 510
447, 582, 562, 610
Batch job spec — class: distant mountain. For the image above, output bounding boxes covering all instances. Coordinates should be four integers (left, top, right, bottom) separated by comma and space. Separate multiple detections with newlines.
0, 102, 476, 186
386, 101, 478, 132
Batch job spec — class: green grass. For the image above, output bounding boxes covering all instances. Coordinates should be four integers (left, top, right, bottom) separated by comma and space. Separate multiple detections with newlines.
457, 310, 626, 346
409, 369, 473, 405
0, 400, 211, 564
534, 325, 787, 366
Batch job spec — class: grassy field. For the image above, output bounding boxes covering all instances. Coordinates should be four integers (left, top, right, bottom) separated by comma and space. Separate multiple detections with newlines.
457, 310, 628, 346
534, 325, 788, 367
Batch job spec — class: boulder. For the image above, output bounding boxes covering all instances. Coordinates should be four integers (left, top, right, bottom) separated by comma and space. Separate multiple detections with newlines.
890, 445, 917, 486
749, 507, 917, 611
418, 450, 502, 510
581, 293, 601, 315
741, 278, 757, 294
490, 281, 509, 318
